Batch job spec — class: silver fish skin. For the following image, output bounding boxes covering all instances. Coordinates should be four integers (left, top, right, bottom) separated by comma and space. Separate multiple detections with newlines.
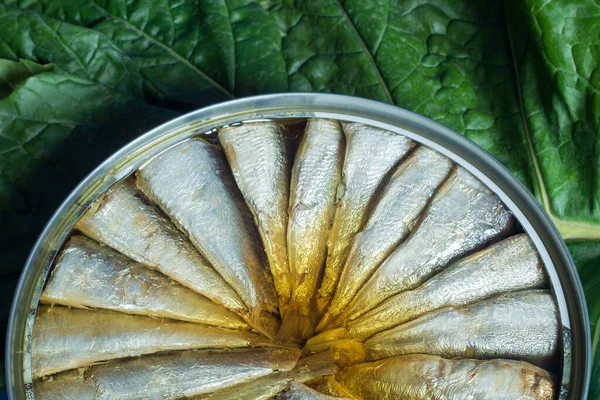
34, 347, 301, 400
280, 119, 344, 342
40, 236, 248, 330
136, 138, 279, 336
342, 167, 515, 321
317, 146, 452, 331
337, 355, 554, 400
316, 122, 416, 316
280, 381, 348, 400
197, 351, 334, 400
345, 233, 548, 340
75, 178, 246, 315
365, 290, 559, 368
218, 122, 292, 316
31, 305, 276, 378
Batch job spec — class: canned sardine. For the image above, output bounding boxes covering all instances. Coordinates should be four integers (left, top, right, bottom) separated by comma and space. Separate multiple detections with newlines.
6, 94, 591, 399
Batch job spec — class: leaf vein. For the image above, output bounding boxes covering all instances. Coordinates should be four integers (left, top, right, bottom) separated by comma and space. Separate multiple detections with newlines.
88, 0, 234, 99
331, 0, 393, 104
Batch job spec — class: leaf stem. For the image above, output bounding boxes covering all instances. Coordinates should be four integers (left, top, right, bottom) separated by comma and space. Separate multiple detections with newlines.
504, 12, 600, 241
551, 217, 600, 241
505, 22, 549, 211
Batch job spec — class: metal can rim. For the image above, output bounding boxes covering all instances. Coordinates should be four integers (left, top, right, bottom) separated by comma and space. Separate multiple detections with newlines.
6, 93, 591, 399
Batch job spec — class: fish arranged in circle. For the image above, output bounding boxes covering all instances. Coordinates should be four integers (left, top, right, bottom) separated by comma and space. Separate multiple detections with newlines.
33, 119, 560, 400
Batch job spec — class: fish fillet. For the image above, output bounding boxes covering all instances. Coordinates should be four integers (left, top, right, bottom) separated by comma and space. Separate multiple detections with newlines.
40, 236, 248, 330
197, 351, 334, 400
316, 122, 416, 316
317, 146, 452, 331
279, 119, 344, 342
365, 290, 559, 368
343, 167, 515, 321
137, 138, 279, 336
34, 347, 301, 400
344, 233, 548, 340
76, 178, 246, 315
32, 305, 274, 378
337, 354, 554, 400
219, 122, 292, 316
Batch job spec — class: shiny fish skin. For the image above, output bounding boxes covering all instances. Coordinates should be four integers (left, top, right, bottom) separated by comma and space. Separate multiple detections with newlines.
219, 122, 292, 316
280, 381, 348, 400
41, 236, 248, 330
197, 351, 334, 400
280, 119, 344, 341
365, 290, 559, 368
195, 374, 289, 400
346, 234, 547, 340
343, 167, 515, 321
34, 348, 301, 400
316, 122, 416, 317
337, 355, 554, 400
317, 146, 452, 331
75, 178, 246, 315
136, 138, 279, 336
311, 377, 358, 399
32, 305, 273, 378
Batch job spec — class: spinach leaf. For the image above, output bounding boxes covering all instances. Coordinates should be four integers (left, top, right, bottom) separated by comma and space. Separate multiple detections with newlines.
0, 59, 52, 100
506, 0, 600, 237
569, 241, 600, 399
0, 68, 175, 278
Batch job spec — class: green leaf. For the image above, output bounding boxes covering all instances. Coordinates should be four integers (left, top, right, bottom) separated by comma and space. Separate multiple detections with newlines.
0, 69, 176, 278
272, 0, 534, 188
0, 58, 52, 99
2, 0, 288, 106
568, 241, 600, 399
505, 0, 600, 236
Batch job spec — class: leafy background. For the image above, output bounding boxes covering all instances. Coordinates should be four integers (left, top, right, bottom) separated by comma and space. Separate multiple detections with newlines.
0, 0, 598, 396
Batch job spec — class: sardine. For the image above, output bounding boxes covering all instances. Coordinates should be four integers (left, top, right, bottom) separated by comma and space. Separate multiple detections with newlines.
337, 355, 554, 400
317, 146, 452, 331
344, 233, 548, 340
136, 138, 279, 336
75, 178, 246, 315
34, 347, 301, 400
342, 167, 515, 321
32, 305, 275, 378
218, 122, 291, 316
365, 290, 559, 368
311, 377, 358, 399
316, 122, 416, 317
279, 119, 344, 342
40, 236, 248, 330
197, 351, 334, 400
280, 381, 348, 399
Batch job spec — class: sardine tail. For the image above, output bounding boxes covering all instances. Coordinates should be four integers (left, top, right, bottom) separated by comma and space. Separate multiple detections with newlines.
277, 300, 316, 344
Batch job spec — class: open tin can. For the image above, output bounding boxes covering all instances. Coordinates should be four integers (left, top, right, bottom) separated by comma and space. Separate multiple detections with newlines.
5, 94, 591, 399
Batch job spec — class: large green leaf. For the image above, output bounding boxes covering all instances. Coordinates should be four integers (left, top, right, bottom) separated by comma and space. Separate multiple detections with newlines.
273, 0, 534, 187
0, 59, 52, 100
569, 241, 600, 399
0, 68, 176, 277
505, 0, 600, 239
0, 0, 599, 395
